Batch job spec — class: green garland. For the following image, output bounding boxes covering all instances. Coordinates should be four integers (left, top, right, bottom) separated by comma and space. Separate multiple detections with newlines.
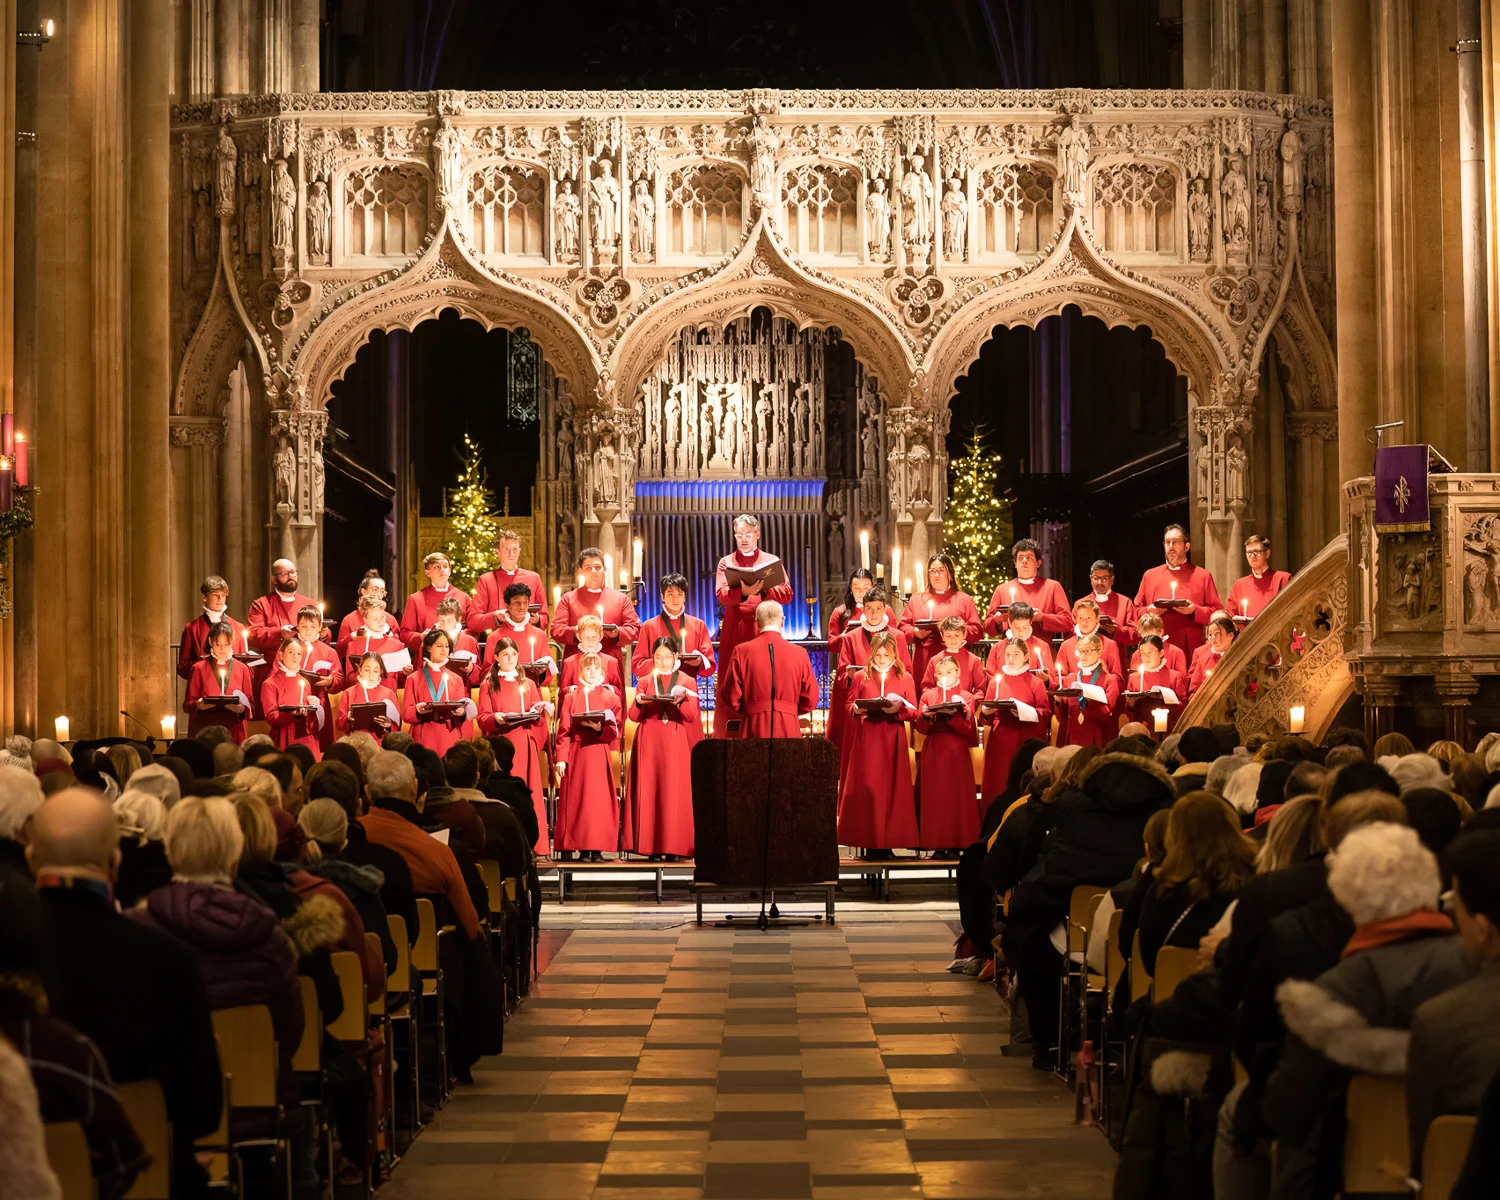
0, 487, 35, 621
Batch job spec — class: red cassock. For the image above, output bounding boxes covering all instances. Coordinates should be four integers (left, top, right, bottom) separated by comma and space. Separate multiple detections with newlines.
247, 591, 321, 715
554, 685, 622, 853
984, 635, 1057, 682
335, 682, 401, 742
334, 610, 365, 659
297, 639, 345, 751
914, 684, 981, 848
184, 658, 255, 742
836, 671, 919, 850
631, 612, 716, 686
624, 672, 700, 857
482, 618, 553, 669
1226, 570, 1292, 620
1088, 590, 1140, 657
919, 648, 988, 694
342, 630, 410, 691
477, 674, 551, 856
177, 614, 246, 681
1121, 664, 1190, 732
897, 589, 984, 687
1054, 665, 1122, 749
978, 669, 1052, 802
713, 550, 794, 736
1129, 640, 1189, 677
1133, 563, 1222, 658
468, 566, 548, 635
1187, 643, 1231, 700
830, 623, 913, 750
984, 577, 1072, 636
1055, 633, 1124, 683
559, 653, 623, 694
260, 669, 324, 759
720, 631, 820, 738
398, 584, 472, 651
827, 603, 862, 650
418, 631, 483, 689
400, 665, 476, 756
550, 587, 641, 678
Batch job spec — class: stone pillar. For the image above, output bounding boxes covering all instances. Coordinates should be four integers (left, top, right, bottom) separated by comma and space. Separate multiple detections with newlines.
1183, 0, 1213, 87
1286, 409, 1338, 565
1192, 380, 1255, 600
1435, 674, 1479, 748
215, 0, 246, 96
170, 418, 227, 634
1360, 675, 1400, 745
289, 0, 321, 92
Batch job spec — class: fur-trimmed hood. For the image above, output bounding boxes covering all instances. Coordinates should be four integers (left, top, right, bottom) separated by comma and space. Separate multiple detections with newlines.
306, 857, 385, 895
1150, 1050, 1214, 1097
280, 892, 346, 957
1275, 980, 1410, 1075
1077, 752, 1175, 814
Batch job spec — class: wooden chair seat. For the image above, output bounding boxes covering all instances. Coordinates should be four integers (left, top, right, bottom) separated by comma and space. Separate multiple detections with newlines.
45, 1121, 95, 1200
1150, 946, 1199, 1002
1343, 1073, 1410, 1193
1421, 1113, 1477, 1200
117, 1080, 171, 1200
291, 977, 320, 1072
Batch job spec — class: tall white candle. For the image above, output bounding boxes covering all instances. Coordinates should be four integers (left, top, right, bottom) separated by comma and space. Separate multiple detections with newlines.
633, 538, 643, 578
55, 715, 69, 742
891, 548, 900, 591
859, 530, 870, 569
604, 553, 614, 582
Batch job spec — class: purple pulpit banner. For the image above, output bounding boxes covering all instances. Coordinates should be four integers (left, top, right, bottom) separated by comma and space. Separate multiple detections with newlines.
1374, 445, 1430, 532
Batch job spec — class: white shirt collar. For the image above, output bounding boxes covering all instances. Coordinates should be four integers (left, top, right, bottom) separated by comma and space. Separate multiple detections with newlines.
1000, 663, 1029, 676
204, 607, 228, 622
504, 616, 531, 631
498, 669, 518, 681
862, 616, 889, 633
1016, 575, 1037, 585
1250, 569, 1266, 580
1093, 590, 1113, 602
1165, 562, 1186, 572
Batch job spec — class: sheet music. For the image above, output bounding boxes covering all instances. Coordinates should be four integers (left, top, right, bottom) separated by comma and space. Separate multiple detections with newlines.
1013, 700, 1040, 724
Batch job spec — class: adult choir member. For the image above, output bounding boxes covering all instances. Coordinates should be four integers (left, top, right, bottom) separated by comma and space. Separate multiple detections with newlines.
335, 571, 387, 657
336, 652, 401, 742
559, 615, 624, 692
247, 558, 324, 710
554, 653, 622, 862
482, 584, 555, 672
898, 553, 983, 686
978, 638, 1051, 803
919, 616, 987, 693
826, 569, 874, 650
1226, 533, 1291, 622
468, 529, 548, 636
719, 601, 820, 738
261, 638, 324, 758
1054, 634, 1121, 748
1123, 636, 1188, 733
914, 654, 981, 850
836, 632, 918, 856
184, 622, 254, 742
1133, 523, 1221, 657
399, 552, 472, 651
1054, 597, 1124, 681
625, 638, 699, 860
632, 573, 715, 686
983, 602, 1055, 681
402, 628, 477, 755
177, 575, 244, 681
1187, 612, 1237, 699
294, 605, 344, 750
477, 637, 553, 854
983, 539, 1071, 636
551, 547, 641, 678
1083, 559, 1138, 659
1128, 611, 1188, 675
713, 515, 794, 735
342, 597, 410, 689
425, 597, 483, 688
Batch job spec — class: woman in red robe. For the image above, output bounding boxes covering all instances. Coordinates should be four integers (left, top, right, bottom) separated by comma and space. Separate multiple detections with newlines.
1122, 635, 1190, 734
261, 638, 324, 759
554, 655, 622, 861
625, 638, 699, 860
477, 637, 553, 856
836, 632, 919, 855
343, 599, 410, 690
185, 622, 255, 742
1187, 613, 1237, 699
831, 588, 912, 753
979, 638, 1053, 803
914, 654, 980, 851
401, 628, 477, 756
1055, 634, 1122, 749
918, 616, 988, 692
336, 652, 401, 741
898, 553, 984, 687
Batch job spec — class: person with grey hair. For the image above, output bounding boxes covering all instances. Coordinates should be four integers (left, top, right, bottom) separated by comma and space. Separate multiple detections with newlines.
718, 598, 820, 738
122, 763, 181, 810
1382, 752, 1450, 794
713, 514, 794, 735
0, 765, 45, 872
1205, 753, 1249, 797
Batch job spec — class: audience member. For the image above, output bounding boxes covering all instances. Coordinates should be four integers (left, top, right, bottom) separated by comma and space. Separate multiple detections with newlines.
125, 763, 181, 810
1401, 787, 1465, 858
480, 736, 542, 851
409, 744, 484, 857
1086, 807, 1169, 977
1204, 753, 1249, 798
1171, 727, 1222, 795
1221, 760, 1263, 821
112, 789, 171, 907
165, 737, 215, 780
212, 741, 244, 777
1372, 731, 1417, 759
1322, 743, 1367, 770
299, 798, 396, 973
0, 764, 43, 873
1425, 739, 1466, 775
1386, 752, 1451, 794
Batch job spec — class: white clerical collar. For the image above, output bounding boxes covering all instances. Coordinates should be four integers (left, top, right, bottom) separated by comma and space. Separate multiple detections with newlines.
280, 666, 300, 677
505, 617, 530, 631
1001, 664, 1030, 676
663, 607, 685, 620
1093, 591, 1113, 602
1074, 626, 1099, 639
431, 584, 450, 593
437, 626, 461, 640
655, 665, 681, 680
577, 643, 602, 656
1016, 576, 1037, 585
583, 587, 603, 596
1251, 570, 1266, 580
276, 590, 298, 601
1165, 562, 1186, 572
210, 656, 234, 670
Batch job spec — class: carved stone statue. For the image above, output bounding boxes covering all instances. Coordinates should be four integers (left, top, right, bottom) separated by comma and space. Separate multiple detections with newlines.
907, 442, 932, 505
558, 520, 574, 568
755, 387, 773, 472
664, 386, 682, 462
901, 156, 934, 252
940, 178, 966, 259
1254, 181, 1272, 257
243, 178, 261, 257
1196, 443, 1212, 505
792, 385, 811, 463
749, 117, 780, 209
828, 514, 845, 574
1225, 438, 1247, 507
699, 406, 716, 465
1280, 126, 1304, 212
590, 158, 620, 253
630, 179, 654, 258
270, 158, 296, 270
865, 178, 891, 261
310, 446, 325, 514
273, 436, 296, 510
861, 414, 880, 477
555, 181, 582, 261
722, 401, 740, 471
215, 124, 237, 218
192, 191, 213, 265
434, 119, 463, 210
1188, 177, 1212, 262
556, 414, 574, 478
1058, 118, 1089, 197
1221, 159, 1251, 253
306, 180, 330, 264
595, 442, 618, 507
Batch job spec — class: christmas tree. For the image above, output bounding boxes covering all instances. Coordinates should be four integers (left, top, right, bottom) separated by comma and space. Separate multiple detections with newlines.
443, 433, 499, 593
944, 427, 1013, 604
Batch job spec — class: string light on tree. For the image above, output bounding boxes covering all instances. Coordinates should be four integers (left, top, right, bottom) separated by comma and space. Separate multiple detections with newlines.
442, 432, 499, 593
944, 426, 1013, 607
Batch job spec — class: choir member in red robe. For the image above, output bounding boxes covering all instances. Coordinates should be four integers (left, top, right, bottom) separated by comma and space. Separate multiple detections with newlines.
550, 546, 641, 678
399, 552, 473, 651
631, 573, 715, 690
837, 632, 919, 854
481, 584, 556, 676
261, 638, 325, 759
1054, 634, 1122, 749
914, 654, 981, 850
898, 553, 984, 687
335, 570, 387, 657
1133, 522, 1222, 658
293, 606, 344, 751
177, 574, 245, 681
554, 654, 622, 860
468, 529, 548, 636
558, 616, 624, 692
185, 621, 254, 742
342, 598, 411, 690
919, 617, 988, 693
420, 597, 483, 688
713, 514, 794, 735
1122, 636, 1189, 734
1128, 611, 1189, 676
247, 559, 325, 713
625, 639, 700, 859
1226, 533, 1291, 623
831, 589, 912, 750
978, 639, 1052, 803
983, 539, 1072, 635
401, 628, 477, 756
1084, 559, 1139, 658
826, 570, 874, 654
1054, 597, 1125, 683
1187, 612, 1237, 699
477, 637, 554, 855
336, 652, 402, 741
983, 603, 1056, 682
719, 601, 820, 738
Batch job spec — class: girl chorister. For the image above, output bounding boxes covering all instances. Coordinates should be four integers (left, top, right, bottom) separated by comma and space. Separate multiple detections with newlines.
342, 597, 410, 689
261, 637, 324, 759
335, 652, 401, 741
477, 636, 554, 856
978, 638, 1052, 804
824, 569, 873, 748
402, 628, 477, 755
1125, 635, 1189, 733
1187, 613, 1237, 700
625, 637, 699, 861
914, 653, 981, 851
554, 653, 622, 862
831, 587, 912, 753
836, 631, 919, 856
185, 621, 255, 743
1055, 633, 1121, 749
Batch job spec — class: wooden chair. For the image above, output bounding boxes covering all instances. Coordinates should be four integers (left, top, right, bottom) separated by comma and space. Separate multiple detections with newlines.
117, 1080, 171, 1200
384, 913, 422, 1138
412, 899, 450, 1102
193, 1036, 233, 1191
1150, 946, 1199, 1002
1420, 1113, 1477, 1200
1343, 1073, 1410, 1193
970, 746, 985, 788
45, 1121, 95, 1200
291, 977, 320, 1073
1129, 930, 1152, 1003
365, 930, 397, 1171
327, 949, 368, 1043
479, 858, 505, 916
1056, 886, 1107, 1072
211, 1005, 290, 1196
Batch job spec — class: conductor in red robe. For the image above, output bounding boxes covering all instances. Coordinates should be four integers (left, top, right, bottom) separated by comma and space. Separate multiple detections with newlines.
983, 539, 1072, 636
468, 529, 548, 637
1226, 533, 1291, 622
177, 574, 245, 681
399, 552, 472, 651
1133, 522, 1222, 658
713, 514, 794, 735
719, 601, 820, 738
184, 621, 254, 742
632, 572, 715, 690
550, 546, 641, 678
1083, 559, 1138, 659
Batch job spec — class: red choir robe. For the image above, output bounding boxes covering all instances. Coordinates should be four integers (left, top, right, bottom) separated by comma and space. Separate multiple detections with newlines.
1133, 563, 1222, 658
1121, 664, 1190, 733
477, 673, 552, 855
554, 684, 622, 852
247, 590, 322, 715
482, 617, 554, 671
1054, 664, 1122, 749
467, 566, 548, 635
401, 664, 477, 756
559, 651, 623, 694
398, 584, 473, 652
919, 647, 988, 694
1226, 570, 1292, 621
984, 634, 1057, 682
977, 668, 1052, 802
836, 670, 919, 850
342, 628, 411, 691
419, 629, 483, 689
1129, 639, 1189, 677
334, 610, 366, 659
914, 684, 981, 848
827, 602, 863, 651
550, 586, 641, 678
1087, 590, 1140, 657
185, 658, 255, 742
897, 589, 984, 688
631, 612, 716, 686
296, 638, 345, 751
713, 549, 795, 736
1055, 631, 1125, 684
261, 668, 324, 759
830, 621, 913, 749
177, 613, 246, 681
335, 682, 401, 741
984, 577, 1072, 636
624, 671, 699, 857
1187, 643, 1231, 700
719, 630, 820, 738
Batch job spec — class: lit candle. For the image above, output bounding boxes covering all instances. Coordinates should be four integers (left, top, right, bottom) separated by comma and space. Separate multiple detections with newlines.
54, 715, 69, 742
1033, 647, 1042, 669
1289, 704, 1306, 734
604, 553, 614, 582
903, 578, 912, 595
218, 664, 229, 693
1057, 660, 1064, 686
1137, 666, 1145, 693
1152, 707, 1169, 734
300, 678, 308, 705
553, 584, 562, 607
1170, 580, 1178, 601
161, 715, 176, 740
242, 628, 250, 653
620, 569, 629, 586
13, 434, 26, 487
875, 562, 884, 582
318, 601, 326, 618
633, 538, 643, 578
597, 605, 604, 622
1241, 597, 1248, 618
928, 600, 935, 621
859, 530, 870, 569
529, 634, 537, 661
1009, 585, 1017, 603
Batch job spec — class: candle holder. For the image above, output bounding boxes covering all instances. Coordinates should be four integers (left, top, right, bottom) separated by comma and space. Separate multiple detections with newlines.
805, 594, 817, 639
632, 575, 644, 608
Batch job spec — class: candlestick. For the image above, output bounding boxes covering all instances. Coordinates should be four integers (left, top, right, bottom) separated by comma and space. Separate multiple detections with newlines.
161, 715, 176, 740
1289, 704, 1306, 734
859, 530, 870, 569
54, 715, 69, 742
1152, 708, 1169, 734
12, 435, 26, 487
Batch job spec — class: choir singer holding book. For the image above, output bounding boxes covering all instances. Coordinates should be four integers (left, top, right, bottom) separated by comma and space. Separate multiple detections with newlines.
714, 514, 793, 735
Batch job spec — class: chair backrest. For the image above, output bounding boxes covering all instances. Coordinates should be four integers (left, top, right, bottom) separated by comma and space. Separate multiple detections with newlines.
211, 1005, 279, 1109
1129, 929, 1152, 1002
326, 949, 368, 1042
908, 744, 918, 784
194, 1037, 232, 1186
365, 931, 387, 1015
1343, 1073, 1410, 1193
1421, 1113, 1477, 1200
623, 718, 638, 755
1151, 946, 1199, 1002
45, 1121, 95, 1200
387, 914, 411, 993
117, 1080, 172, 1200
479, 858, 504, 914
1104, 908, 1125, 991
1067, 886, 1107, 954
412, 898, 439, 973
292, 976, 321, 1071
970, 746, 985, 787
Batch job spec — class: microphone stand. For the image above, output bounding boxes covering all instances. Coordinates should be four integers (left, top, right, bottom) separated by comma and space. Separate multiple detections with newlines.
119, 710, 159, 757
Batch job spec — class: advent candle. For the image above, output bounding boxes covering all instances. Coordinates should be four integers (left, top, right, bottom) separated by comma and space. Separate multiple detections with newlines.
54, 715, 69, 742
859, 530, 870, 569
161, 715, 176, 740
13, 435, 26, 487
632, 537, 643, 578
0, 460, 11, 513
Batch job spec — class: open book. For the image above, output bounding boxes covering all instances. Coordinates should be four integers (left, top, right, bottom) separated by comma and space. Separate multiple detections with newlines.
723, 556, 788, 592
